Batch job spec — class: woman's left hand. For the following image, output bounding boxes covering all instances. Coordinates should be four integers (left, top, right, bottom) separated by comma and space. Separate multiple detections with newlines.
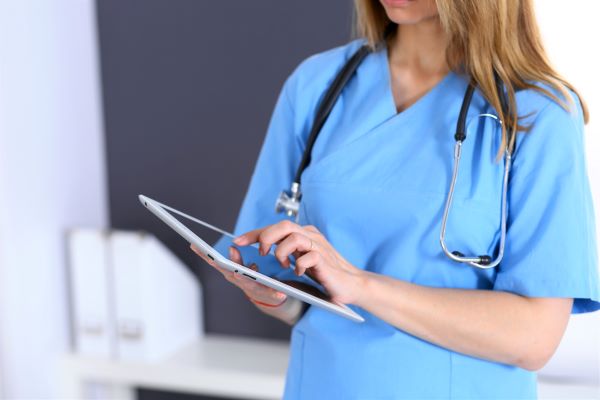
233, 221, 366, 304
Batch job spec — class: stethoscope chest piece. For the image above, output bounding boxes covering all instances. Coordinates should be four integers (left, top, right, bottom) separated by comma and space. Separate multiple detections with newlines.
275, 182, 301, 222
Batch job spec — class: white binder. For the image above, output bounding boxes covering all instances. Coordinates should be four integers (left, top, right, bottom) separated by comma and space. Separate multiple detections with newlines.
109, 231, 202, 361
68, 229, 116, 358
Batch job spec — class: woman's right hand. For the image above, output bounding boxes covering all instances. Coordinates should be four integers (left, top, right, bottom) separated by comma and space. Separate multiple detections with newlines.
190, 244, 288, 307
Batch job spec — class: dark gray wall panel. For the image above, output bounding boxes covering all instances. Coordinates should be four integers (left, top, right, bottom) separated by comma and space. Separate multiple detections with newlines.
97, 0, 353, 340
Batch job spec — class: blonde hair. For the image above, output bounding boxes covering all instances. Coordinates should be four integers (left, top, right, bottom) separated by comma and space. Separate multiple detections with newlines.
354, 0, 589, 156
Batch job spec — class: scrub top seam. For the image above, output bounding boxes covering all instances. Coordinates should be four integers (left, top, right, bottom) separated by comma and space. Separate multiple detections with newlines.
510, 95, 555, 169
448, 351, 454, 399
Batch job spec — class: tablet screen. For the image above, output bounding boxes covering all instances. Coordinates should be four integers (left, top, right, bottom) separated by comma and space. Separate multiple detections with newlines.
139, 194, 363, 323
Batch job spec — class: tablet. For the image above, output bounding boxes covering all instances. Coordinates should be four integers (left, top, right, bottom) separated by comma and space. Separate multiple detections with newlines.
139, 195, 364, 323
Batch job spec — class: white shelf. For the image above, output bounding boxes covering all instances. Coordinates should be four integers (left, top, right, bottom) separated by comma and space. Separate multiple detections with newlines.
59, 334, 289, 400
59, 333, 599, 400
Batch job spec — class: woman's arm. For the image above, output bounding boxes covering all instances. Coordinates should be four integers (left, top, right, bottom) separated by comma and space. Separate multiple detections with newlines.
355, 272, 572, 371
234, 221, 573, 371
252, 296, 306, 326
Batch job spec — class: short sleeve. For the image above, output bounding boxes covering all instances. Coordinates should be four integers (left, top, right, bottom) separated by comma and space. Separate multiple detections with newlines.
493, 96, 600, 313
213, 73, 309, 284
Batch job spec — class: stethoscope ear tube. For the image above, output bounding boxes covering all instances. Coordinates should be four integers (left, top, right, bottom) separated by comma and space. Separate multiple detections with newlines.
293, 45, 371, 185
454, 83, 475, 142
276, 45, 372, 220
439, 72, 514, 269
440, 112, 512, 269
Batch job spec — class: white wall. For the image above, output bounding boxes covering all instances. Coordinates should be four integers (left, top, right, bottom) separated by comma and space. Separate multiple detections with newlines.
536, 0, 600, 220
535, 0, 600, 394
0, 1, 107, 398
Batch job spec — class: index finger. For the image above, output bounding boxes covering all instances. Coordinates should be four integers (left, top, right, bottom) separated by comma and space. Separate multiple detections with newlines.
232, 226, 266, 246
234, 221, 303, 256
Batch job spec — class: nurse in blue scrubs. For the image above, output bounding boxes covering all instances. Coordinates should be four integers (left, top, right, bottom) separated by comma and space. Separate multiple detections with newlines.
192, 0, 600, 398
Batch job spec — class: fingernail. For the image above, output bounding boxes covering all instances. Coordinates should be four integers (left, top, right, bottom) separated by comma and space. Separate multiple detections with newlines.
233, 236, 244, 245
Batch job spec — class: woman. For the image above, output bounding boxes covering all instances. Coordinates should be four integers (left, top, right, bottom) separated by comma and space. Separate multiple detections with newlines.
192, 0, 600, 398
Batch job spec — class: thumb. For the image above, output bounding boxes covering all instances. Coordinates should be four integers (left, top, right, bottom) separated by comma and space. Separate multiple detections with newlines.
229, 246, 244, 265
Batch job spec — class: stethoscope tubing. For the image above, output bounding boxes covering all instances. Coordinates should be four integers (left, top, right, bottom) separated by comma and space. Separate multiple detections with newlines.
439, 113, 512, 269
274, 44, 516, 270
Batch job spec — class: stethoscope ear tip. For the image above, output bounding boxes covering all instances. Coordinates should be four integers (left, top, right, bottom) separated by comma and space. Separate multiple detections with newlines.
450, 251, 493, 267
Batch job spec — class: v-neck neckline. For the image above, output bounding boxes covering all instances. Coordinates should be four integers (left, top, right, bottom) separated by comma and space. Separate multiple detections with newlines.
376, 44, 455, 123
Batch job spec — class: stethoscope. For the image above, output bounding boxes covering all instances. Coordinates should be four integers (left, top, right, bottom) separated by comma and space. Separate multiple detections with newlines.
275, 44, 514, 269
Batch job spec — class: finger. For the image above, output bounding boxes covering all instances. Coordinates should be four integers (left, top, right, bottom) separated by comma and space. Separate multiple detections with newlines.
225, 250, 268, 293
232, 269, 273, 294
303, 225, 320, 234
214, 262, 235, 279
234, 221, 303, 256
190, 244, 217, 267
190, 244, 236, 279
247, 289, 287, 305
291, 250, 304, 260
252, 289, 287, 303
257, 220, 304, 256
208, 261, 235, 281
214, 246, 244, 281
232, 227, 267, 246
232, 262, 281, 298
228, 246, 256, 285
190, 243, 206, 259
228, 246, 244, 265
228, 258, 261, 289
295, 251, 320, 277
274, 232, 312, 268
243, 278, 287, 303
224, 262, 285, 304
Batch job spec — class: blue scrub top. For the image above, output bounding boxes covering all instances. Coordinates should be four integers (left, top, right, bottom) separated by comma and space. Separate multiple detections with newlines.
214, 39, 600, 399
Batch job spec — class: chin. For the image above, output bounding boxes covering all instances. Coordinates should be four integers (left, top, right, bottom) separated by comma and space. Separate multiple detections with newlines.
380, 0, 438, 25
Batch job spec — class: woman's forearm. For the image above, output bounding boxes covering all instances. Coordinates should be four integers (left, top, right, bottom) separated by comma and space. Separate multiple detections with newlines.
255, 296, 306, 325
354, 271, 572, 371
254, 280, 320, 325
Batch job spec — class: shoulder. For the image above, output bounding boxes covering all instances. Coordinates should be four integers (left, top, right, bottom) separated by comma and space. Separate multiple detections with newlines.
280, 39, 367, 110
287, 39, 366, 91
272, 39, 368, 141
516, 81, 584, 122
512, 81, 586, 164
